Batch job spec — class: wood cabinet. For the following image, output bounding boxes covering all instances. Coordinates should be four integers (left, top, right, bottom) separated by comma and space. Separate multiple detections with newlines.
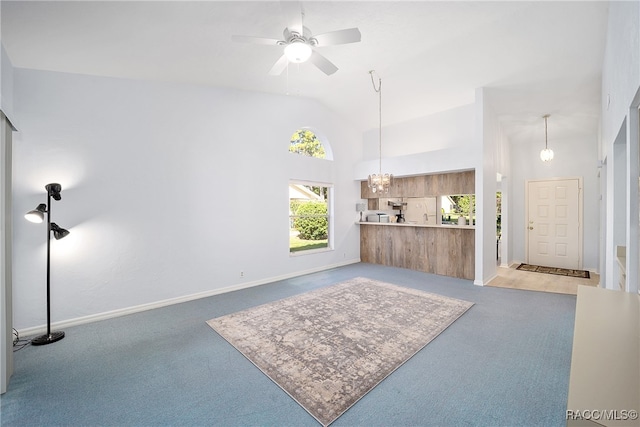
360, 170, 476, 280
360, 223, 475, 280
361, 170, 474, 199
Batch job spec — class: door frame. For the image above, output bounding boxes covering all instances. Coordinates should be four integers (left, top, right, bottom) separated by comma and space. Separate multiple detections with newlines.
525, 176, 584, 269
1, 111, 15, 394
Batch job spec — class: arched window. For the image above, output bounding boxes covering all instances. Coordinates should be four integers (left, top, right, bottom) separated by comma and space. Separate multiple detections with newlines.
289, 129, 328, 159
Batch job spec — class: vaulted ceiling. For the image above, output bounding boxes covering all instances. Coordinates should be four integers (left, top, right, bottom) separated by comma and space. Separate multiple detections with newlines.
1, 1, 609, 146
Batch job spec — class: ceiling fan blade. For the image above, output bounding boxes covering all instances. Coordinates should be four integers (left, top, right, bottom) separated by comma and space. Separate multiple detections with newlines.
269, 54, 289, 76
231, 35, 281, 46
309, 50, 338, 76
280, 0, 303, 35
312, 28, 361, 46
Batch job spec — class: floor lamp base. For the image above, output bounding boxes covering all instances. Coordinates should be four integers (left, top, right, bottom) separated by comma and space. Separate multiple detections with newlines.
31, 331, 65, 346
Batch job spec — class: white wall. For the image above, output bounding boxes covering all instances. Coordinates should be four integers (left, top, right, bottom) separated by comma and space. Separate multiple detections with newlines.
508, 132, 600, 270
0, 43, 14, 394
497, 130, 512, 267
356, 103, 478, 179
12, 68, 362, 331
362, 104, 475, 161
475, 88, 500, 285
1, 45, 15, 124
601, 0, 640, 157
601, 0, 640, 291
354, 148, 477, 181
1, 112, 14, 394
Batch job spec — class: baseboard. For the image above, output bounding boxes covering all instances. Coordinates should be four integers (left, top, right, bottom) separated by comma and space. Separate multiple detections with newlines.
474, 272, 498, 287
17, 258, 361, 337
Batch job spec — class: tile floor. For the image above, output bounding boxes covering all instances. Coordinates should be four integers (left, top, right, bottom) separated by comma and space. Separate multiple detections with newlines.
487, 264, 600, 295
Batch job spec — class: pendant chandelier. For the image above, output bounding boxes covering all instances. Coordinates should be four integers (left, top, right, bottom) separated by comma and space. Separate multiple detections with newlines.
368, 70, 392, 193
540, 114, 554, 162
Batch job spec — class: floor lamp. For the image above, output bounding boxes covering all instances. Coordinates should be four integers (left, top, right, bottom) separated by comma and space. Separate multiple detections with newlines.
25, 183, 70, 346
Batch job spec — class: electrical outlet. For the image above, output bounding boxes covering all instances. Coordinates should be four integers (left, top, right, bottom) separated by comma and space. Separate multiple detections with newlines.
240, 271, 244, 277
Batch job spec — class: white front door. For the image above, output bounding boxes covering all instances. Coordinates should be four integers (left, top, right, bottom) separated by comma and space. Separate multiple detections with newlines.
527, 178, 582, 269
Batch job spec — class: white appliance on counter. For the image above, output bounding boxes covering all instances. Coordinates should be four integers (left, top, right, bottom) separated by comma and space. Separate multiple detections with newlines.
367, 213, 390, 223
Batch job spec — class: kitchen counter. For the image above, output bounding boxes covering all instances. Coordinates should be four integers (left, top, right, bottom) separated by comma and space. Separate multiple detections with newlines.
357, 221, 475, 229
359, 221, 475, 280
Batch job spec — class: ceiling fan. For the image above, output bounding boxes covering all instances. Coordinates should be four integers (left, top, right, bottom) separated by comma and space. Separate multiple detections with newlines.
231, 1, 361, 76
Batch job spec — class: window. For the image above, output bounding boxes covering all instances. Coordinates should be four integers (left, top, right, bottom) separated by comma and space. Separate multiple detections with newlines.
289, 129, 326, 159
289, 182, 331, 254
441, 194, 476, 225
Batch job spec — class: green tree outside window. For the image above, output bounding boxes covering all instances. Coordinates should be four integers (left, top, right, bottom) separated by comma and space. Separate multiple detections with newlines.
289, 130, 326, 159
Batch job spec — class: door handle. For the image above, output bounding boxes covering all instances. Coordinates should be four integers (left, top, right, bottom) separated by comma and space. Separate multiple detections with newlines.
528, 226, 534, 230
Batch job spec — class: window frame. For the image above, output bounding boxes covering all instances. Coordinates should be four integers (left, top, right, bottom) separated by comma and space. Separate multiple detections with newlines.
289, 180, 333, 256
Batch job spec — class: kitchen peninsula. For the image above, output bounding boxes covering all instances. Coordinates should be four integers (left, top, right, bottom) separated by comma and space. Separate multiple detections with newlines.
359, 171, 475, 280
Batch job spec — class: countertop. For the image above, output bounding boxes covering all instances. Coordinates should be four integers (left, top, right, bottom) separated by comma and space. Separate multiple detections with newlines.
357, 221, 475, 230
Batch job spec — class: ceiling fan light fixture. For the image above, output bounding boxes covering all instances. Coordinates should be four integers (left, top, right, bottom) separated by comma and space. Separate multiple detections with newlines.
232, 3, 360, 76
285, 41, 312, 63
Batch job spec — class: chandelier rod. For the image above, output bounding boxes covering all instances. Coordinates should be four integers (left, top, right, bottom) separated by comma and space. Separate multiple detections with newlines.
369, 70, 382, 176
544, 114, 549, 149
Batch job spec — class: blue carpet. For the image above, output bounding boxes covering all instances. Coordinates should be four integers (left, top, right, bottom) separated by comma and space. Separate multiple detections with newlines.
1, 263, 576, 426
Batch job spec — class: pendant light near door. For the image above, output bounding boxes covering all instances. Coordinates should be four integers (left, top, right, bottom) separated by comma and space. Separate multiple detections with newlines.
540, 114, 554, 162
367, 70, 392, 193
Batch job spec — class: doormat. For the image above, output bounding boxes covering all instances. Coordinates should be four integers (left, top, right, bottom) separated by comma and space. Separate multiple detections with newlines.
516, 263, 590, 279
207, 277, 473, 426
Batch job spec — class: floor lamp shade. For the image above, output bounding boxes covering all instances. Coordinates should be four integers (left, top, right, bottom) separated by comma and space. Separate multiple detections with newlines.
50, 223, 70, 240
26, 183, 70, 346
24, 204, 46, 223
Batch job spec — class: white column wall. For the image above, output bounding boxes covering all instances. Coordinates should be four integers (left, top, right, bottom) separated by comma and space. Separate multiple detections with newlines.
601, 0, 640, 291
1, 45, 15, 124
0, 43, 15, 394
601, 1, 640, 152
498, 129, 512, 267
474, 88, 498, 286
626, 99, 639, 293
1, 112, 14, 394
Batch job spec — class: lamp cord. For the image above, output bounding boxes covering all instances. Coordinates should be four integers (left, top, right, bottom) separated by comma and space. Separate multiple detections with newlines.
12, 328, 30, 351
369, 70, 382, 176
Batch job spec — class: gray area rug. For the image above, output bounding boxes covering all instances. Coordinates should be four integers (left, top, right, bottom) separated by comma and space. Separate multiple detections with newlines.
207, 277, 474, 426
